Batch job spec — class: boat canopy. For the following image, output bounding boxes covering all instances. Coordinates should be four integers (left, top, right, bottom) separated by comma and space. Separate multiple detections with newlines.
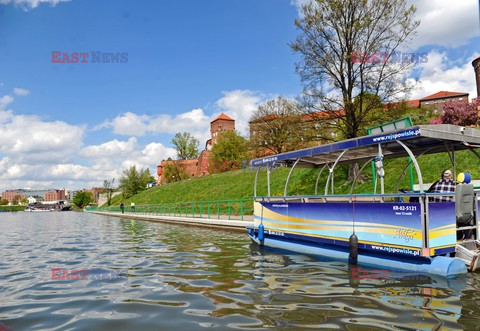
252, 125, 480, 168
251, 124, 480, 196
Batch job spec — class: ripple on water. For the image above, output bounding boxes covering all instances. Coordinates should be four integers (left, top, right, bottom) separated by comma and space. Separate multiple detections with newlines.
0, 212, 479, 330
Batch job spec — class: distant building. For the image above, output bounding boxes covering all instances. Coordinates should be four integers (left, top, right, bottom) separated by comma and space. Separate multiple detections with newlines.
89, 187, 103, 203
157, 113, 235, 185
67, 190, 80, 201
44, 189, 66, 202
1, 191, 26, 204
7, 188, 52, 199
27, 196, 37, 204
419, 91, 469, 113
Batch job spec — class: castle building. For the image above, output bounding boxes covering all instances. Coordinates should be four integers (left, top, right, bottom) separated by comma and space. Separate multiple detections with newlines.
157, 113, 235, 184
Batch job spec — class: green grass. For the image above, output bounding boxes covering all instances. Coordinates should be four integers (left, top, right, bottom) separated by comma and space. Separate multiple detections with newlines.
0, 205, 26, 212
106, 150, 480, 208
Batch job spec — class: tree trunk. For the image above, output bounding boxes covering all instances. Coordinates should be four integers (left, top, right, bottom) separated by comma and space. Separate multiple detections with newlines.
347, 163, 362, 183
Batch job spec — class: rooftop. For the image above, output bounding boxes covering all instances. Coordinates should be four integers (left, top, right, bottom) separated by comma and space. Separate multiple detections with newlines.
420, 91, 469, 101
211, 113, 235, 123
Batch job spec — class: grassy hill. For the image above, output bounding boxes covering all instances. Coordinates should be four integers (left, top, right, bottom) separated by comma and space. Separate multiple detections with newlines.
107, 149, 480, 208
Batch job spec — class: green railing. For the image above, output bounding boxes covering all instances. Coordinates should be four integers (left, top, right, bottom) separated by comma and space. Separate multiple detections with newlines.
87, 198, 253, 221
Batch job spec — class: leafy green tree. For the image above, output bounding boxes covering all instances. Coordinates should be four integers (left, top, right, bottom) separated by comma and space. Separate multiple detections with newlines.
171, 132, 199, 160
102, 178, 116, 206
73, 191, 93, 208
20, 198, 28, 205
210, 130, 251, 172
118, 165, 155, 198
0, 199, 8, 205
291, 0, 419, 140
12, 195, 21, 205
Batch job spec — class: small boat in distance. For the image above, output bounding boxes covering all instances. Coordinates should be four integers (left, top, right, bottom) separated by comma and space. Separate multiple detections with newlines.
25, 208, 53, 212
25, 201, 72, 212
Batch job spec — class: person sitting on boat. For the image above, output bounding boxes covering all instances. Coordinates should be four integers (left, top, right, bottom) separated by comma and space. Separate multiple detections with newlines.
428, 169, 456, 202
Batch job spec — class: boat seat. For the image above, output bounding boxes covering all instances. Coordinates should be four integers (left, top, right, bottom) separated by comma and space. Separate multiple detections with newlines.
455, 183, 475, 226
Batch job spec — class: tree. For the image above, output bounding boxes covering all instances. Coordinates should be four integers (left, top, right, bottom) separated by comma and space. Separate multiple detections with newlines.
118, 165, 155, 198
20, 198, 28, 205
102, 178, 116, 206
162, 162, 189, 183
430, 99, 480, 126
0, 199, 8, 205
73, 191, 93, 208
250, 96, 316, 155
171, 132, 199, 160
291, 0, 419, 140
12, 195, 21, 205
210, 130, 251, 172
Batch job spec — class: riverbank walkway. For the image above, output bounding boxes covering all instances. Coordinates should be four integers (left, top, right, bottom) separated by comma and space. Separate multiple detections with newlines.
88, 210, 253, 231
87, 199, 254, 231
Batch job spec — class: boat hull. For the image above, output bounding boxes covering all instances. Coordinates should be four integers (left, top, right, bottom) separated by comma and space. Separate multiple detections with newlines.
247, 227, 467, 279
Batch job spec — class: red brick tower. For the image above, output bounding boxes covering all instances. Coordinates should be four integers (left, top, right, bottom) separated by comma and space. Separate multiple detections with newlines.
473, 56, 480, 98
210, 113, 235, 145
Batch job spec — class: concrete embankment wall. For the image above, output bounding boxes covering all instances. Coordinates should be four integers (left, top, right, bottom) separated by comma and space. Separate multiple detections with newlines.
88, 211, 253, 232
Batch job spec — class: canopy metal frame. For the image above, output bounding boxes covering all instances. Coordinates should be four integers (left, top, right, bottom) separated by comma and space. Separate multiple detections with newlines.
252, 124, 480, 199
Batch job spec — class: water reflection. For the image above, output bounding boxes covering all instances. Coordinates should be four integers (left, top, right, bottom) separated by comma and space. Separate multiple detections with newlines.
0, 212, 479, 330
248, 248, 470, 330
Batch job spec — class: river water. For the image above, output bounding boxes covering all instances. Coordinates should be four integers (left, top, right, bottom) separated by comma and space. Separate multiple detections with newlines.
1, 212, 479, 330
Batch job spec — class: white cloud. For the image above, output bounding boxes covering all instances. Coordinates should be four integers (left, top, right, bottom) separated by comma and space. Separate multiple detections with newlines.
79, 138, 176, 184
290, 0, 312, 11
290, 1, 479, 49
0, 113, 85, 161
215, 90, 266, 136
81, 137, 138, 158
0, 138, 177, 191
0, 95, 14, 110
96, 108, 211, 141
408, 51, 478, 100
119, 142, 177, 175
0, 89, 182, 191
410, 0, 479, 48
13, 87, 30, 96
0, 0, 70, 10
97, 90, 266, 145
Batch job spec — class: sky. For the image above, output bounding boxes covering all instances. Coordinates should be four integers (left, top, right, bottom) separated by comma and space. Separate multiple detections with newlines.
0, 0, 479, 192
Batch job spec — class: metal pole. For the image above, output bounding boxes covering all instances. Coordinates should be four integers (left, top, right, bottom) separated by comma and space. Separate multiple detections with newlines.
325, 149, 349, 195
284, 158, 301, 196
408, 158, 414, 190
452, 146, 456, 180
349, 157, 375, 196
396, 141, 424, 192
314, 164, 327, 195
331, 171, 334, 195
267, 163, 271, 197
394, 147, 435, 193
254, 166, 260, 197
378, 144, 385, 195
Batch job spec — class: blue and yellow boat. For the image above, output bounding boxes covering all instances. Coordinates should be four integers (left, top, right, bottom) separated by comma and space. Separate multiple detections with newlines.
247, 124, 480, 278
